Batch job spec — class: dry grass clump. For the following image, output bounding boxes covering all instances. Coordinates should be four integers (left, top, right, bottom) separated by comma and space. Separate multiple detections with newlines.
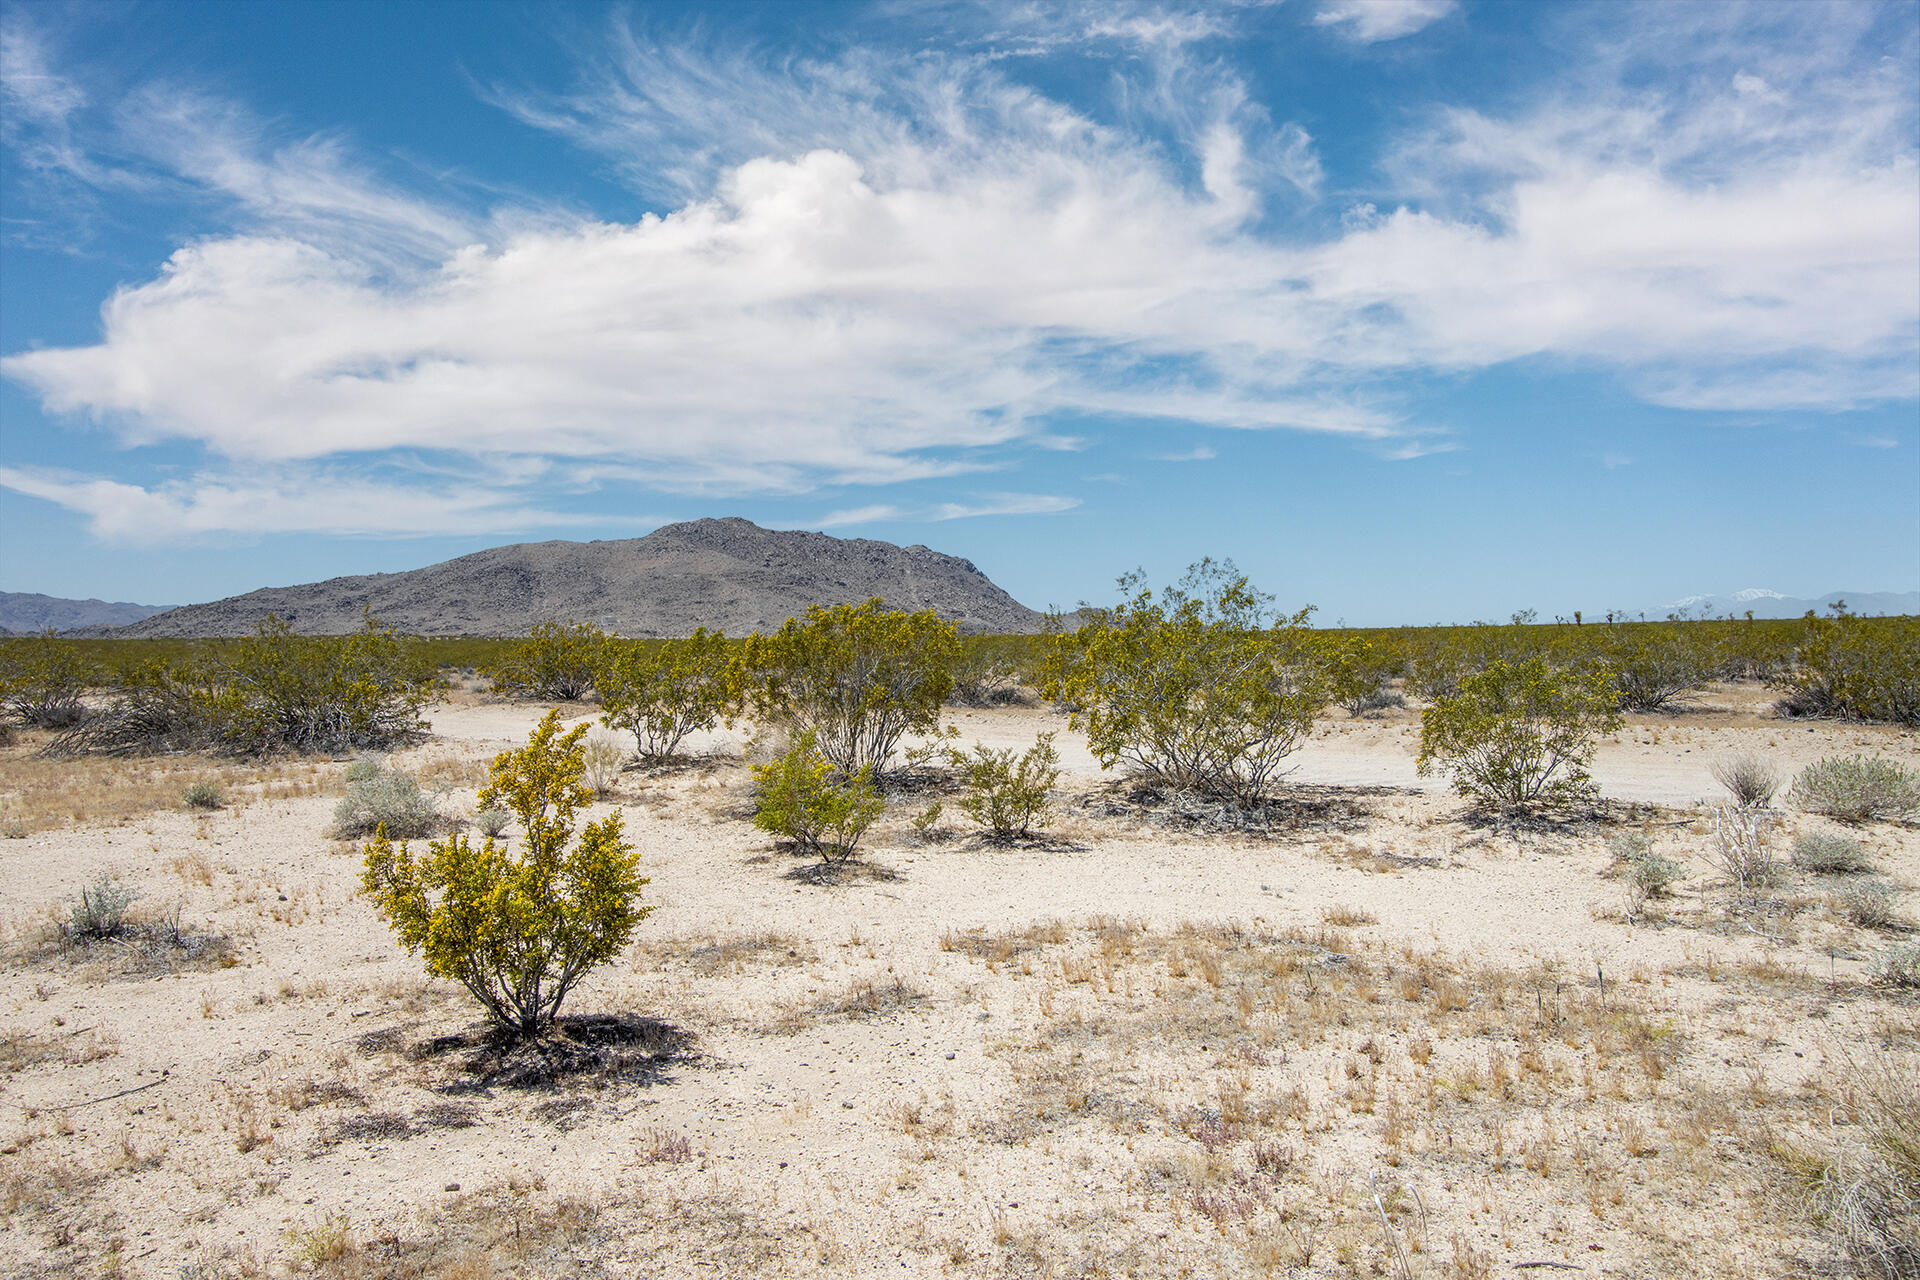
1836, 879, 1906, 931
671, 929, 817, 974
290, 1181, 610, 1279
1711, 751, 1782, 807
772, 975, 928, 1033
1805, 1053, 1920, 1278
939, 918, 1070, 965
0, 741, 325, 834
933, 919, 1846, 1276
1793, 830, 1877, 875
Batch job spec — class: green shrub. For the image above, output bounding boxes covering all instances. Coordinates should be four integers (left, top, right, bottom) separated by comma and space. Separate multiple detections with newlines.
1773, 614, 1920, 727
483, 620, 608, 702
953, 732, 1061, 840
361, 710, 651, 1036
49, 618, 431, 759
182, 781, 226, 811
344, 757, 384, 784
1599, 626, 1716, 712
1710, 752, 1781, 808
1324, 637, 1403, 717
331, 766, 439, 840
63, 876, 139, 941
750, 730, 885, 862
61, 614, 433, 756
1792, 831, 1874, 874
946, 636, 1030, 707
1790, 756, 1920, 824
597, 630, 739, 760
1042, 561, 1325, 805
217, 614, 433, 755
1416, 655, 1621, 812
744, 601, 958, 779
474, 806, 511, 839
0, 631, 94, 728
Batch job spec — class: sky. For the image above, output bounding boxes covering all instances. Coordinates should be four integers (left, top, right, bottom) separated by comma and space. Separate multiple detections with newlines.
1, 0, 1915, 627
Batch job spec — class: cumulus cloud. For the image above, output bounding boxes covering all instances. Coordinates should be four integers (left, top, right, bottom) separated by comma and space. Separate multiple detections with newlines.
2, 5, 1915, 540
1314, 0, 1456, 44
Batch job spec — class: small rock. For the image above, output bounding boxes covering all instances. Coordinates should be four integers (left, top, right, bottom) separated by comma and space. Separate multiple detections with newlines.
444, 1183, 460, 1192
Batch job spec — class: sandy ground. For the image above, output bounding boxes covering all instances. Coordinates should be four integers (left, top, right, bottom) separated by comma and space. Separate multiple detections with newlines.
1, 688, 1915, 1278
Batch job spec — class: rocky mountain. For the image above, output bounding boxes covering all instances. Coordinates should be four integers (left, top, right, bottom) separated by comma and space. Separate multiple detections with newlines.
85, 518, 1047, 638
1653, 588, 1920, 620
0, 592, 176, 635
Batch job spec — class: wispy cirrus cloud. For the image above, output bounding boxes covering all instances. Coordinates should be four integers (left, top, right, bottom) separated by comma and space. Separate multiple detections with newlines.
815, 492, 1080, 528
1314, 0, 1456, 44
0, 464, 619, 544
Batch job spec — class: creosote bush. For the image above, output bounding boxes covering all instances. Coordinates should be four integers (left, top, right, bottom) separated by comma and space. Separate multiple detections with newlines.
953, 732, 1061, 840
597, 630, 739, 760
1774, 613, 1920, 727
1417, 655, 1621, 813
361, 710, 651, 1036
1709, 752, 1780, 808
0, 631, 94, 728
751, 730, 884, 863
1042, 560, 1325, 805
1600, 626, 1715, 712
744, 600, 958, 779
483, 620, 608, 702
1790, 755, 1920, 824
47, 614, 431, 758
331, 764, 439, 840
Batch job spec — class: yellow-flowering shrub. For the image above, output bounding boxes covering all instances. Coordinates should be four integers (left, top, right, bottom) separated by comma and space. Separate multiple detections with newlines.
361, 710, 650, 1036
1417, 656, 1621, 812
597, 629, 740, 760
751, 730, 884, 862
1042, 561, 1326, 805
743, 600, 958, 778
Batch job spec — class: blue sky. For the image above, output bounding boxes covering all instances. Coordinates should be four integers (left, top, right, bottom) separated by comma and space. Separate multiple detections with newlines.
1, 0, 1915, 626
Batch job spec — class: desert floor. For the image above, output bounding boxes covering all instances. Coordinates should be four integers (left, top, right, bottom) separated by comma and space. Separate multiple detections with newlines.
2, 686, 1915, 1278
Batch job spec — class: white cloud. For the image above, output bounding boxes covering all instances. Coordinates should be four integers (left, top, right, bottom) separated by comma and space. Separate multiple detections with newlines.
816, 492, 1079, 527
1150, 445, 1217, 462
0, 465, 614, 544
1314, 0, 1456, 44
2, 8, 1915, 539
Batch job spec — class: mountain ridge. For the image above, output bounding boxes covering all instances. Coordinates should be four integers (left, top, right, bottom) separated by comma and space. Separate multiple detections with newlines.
62, 518, 1046, 638
0, 592, 177, 635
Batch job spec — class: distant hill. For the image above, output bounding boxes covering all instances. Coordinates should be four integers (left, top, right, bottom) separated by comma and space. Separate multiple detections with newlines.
1652, 588, 1920, 620
84, 518, 1047, 638
0, 592, 176, 634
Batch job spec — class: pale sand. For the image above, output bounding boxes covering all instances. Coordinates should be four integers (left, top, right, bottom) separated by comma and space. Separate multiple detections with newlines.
2, 689, 1914, 1277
